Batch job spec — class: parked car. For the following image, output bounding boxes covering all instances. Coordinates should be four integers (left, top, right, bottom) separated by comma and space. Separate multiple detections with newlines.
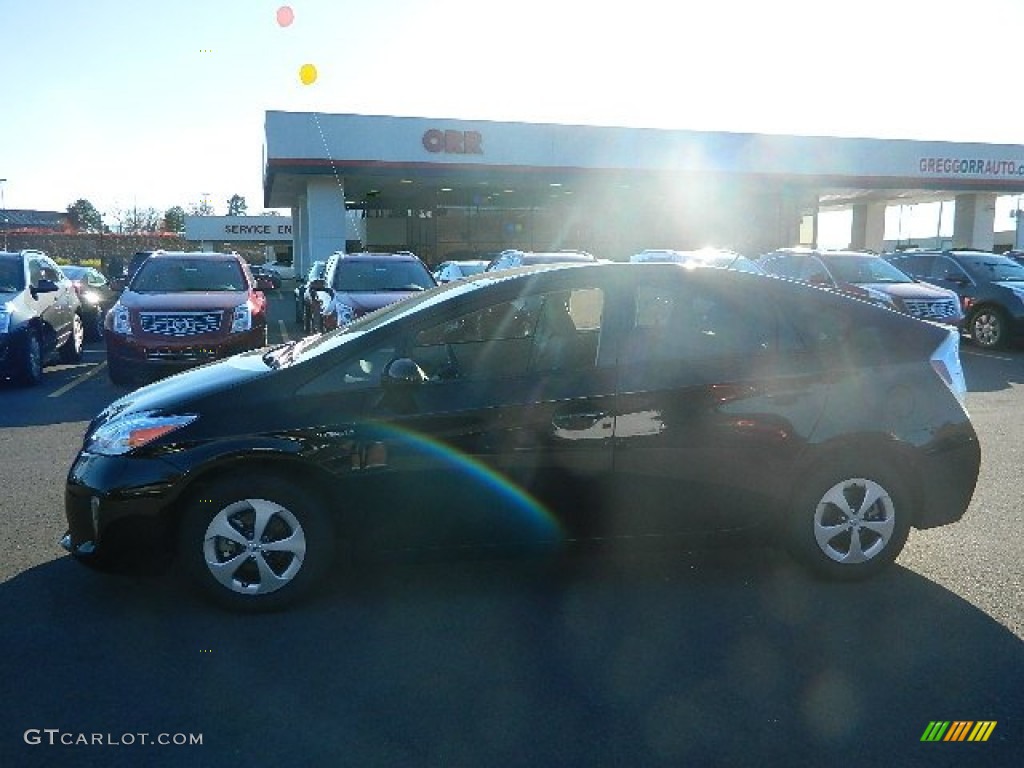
884, 249, 1024, 348
104, 251, 268, 386
59, 265, 119, 340
485, 249, 599, 271
434, 259, 489, 284
759, 248, 963, 327
109, 250, 157, 292
0, 250, 84, 385
631, 248, 763, 273
249, 264, 282, 292
263, 260, 297, 282
313, 251, 435, 330
63, 262, 980, 612
294, 260, 327, 332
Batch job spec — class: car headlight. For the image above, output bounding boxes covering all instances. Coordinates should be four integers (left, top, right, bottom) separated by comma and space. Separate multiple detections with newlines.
87, 411, 198, 456
231, 302, 252, 332
863, 287, 895, 308
337, 303, 355, 325
111, 303, 131, 335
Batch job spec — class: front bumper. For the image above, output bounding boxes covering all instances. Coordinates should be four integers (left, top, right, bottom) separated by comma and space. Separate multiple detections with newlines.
106, 326, 266, 379
62, 450, 184, 564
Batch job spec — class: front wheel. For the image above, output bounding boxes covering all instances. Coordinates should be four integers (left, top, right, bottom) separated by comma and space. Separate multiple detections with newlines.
177, 475, 335, 612
969, 306, 1009, 349
786, 459, 911, 581
18, 330, 43, 386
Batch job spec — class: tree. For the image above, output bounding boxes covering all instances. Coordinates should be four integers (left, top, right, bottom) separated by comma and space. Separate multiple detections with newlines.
227, 194, 248, 216
163, 206, 186, 233
66, 199, 103, 232
112, 205, 161, 234
189, 195, 215, 216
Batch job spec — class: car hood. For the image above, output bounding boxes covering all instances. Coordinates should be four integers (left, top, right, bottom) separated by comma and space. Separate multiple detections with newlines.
95, 350, 272, 423
992, 280, 1024, 291
854, 281, 954, 299
119, 290, 249, 311
340, 290, 421, 314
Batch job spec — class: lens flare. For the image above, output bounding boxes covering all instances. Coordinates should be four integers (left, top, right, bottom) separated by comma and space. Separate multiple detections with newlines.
299, 63, 318, 85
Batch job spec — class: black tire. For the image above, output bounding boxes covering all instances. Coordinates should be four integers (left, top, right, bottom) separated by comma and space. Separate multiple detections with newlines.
59, 313, 85, 363
84, 307, 105, 342
177, 475, 335, 612
786, 457, 912, 581
968, 306, 1008, 350
18, 330, 44, 386
106, 357, 133, 387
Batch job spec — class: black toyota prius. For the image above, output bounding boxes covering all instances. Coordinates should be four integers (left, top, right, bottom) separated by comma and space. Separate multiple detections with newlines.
62, 262, 981, 611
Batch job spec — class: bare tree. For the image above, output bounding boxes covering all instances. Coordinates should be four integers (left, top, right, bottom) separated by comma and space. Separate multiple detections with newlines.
111, 205, 162, 234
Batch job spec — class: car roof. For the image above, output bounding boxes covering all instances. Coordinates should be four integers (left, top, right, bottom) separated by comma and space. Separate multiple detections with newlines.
335, 251, 421, 261
147, 251, 241, 261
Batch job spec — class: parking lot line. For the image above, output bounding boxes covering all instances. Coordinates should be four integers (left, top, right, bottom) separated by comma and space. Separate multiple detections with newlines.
961, 349, 1014, 361
48, 361, 107, 398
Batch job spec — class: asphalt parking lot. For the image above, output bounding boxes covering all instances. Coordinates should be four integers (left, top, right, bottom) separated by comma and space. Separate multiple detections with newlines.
0, 289, 1020, 767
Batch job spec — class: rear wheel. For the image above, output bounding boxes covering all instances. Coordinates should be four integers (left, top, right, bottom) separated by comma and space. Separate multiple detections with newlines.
787, 458, 911, 581
177, 475, 335, 612
969, 306, 1008, 349
59, 314, 85, 362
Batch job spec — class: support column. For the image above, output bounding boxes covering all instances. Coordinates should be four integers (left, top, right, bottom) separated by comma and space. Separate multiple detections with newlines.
292, 197, 308, 275
952, 193, 997, 250
850, 202, 886, 252
306, 177, 348, 266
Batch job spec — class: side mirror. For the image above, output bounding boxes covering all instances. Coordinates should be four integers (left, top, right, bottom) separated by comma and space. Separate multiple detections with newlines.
33, 278, 59, 296
308, 278, 327, 293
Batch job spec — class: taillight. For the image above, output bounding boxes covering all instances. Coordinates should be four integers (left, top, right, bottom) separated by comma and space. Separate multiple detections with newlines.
930, 328, 967, 408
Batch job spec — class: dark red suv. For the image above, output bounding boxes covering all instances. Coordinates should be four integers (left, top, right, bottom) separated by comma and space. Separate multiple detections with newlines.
104, 251, 268, 386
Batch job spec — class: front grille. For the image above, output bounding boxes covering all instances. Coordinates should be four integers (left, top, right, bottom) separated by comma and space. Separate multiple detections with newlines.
140, 311, 222, 337
903, 298, 959, 321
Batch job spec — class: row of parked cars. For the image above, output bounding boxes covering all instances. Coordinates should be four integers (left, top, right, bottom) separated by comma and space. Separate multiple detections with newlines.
0, 248, 284, 387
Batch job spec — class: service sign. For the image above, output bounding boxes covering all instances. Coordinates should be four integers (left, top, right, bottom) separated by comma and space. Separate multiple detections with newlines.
184, 216, 294, 242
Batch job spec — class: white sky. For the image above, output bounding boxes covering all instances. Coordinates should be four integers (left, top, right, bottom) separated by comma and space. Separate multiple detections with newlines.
3, 0, 1024, 236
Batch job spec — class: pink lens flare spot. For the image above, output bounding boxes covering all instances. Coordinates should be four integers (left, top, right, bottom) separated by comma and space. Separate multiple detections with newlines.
276, 6, 294, 27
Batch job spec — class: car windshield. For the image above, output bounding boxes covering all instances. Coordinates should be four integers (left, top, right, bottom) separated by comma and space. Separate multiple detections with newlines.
522, 253, 595, 265
332, 259, 434, 292
0, 258, 26, 291
131, 258, 247, 292
59, 265, 88, 280
819, 254, 912, 284
957, 254, 1024, 282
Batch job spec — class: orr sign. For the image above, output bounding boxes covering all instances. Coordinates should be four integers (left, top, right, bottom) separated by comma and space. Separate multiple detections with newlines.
422, 129, 483, 155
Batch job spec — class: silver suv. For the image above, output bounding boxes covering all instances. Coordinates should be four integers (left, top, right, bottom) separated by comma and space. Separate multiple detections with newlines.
0, 250, 84, 385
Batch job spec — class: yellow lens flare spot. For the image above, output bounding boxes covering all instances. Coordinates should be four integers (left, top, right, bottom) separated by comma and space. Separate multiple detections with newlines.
276, 6, 294, 27
299, 63, 318, 85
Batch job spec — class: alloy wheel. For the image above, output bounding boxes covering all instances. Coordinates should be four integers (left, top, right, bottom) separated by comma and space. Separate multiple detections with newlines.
812, 477, 896, 564
202, 498, 307, 596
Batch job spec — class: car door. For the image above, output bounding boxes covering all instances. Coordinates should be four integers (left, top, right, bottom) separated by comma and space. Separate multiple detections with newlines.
26, 256, 64, 353
610, 269, 830, 536
294, 274, 619, 553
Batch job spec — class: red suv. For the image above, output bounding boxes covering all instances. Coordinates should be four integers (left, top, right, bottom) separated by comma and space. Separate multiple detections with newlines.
104, 251, 268, 386
312, 251, 436, 330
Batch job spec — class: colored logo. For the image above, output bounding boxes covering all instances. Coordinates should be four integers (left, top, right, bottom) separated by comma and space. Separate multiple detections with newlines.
920, 721, 997, 742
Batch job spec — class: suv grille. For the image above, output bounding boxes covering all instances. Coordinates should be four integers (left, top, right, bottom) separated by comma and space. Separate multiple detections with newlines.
140, 311, 222, 337
902, 298, 959, 321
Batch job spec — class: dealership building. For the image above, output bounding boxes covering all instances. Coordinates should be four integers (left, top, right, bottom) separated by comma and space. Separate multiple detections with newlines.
263, 110, 1024, 275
